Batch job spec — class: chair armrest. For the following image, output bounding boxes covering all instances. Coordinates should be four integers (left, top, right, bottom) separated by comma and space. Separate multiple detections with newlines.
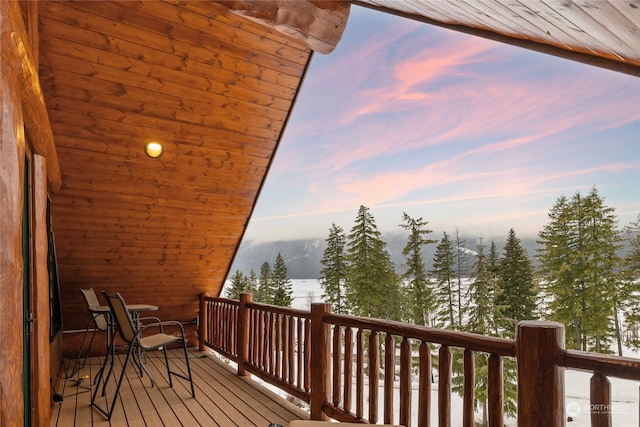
138, 317, 165, 334
138, 320, 187, 338
156, 320, 187, 338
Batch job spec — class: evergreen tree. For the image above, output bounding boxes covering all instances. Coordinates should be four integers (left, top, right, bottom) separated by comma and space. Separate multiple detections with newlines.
431, 232, 458, 329
467, 238, 498, 335
271, 253, 293, 307
496, 229, 537, 336
400, 212, 437, 326
345, 205, 401, 320
256, 262, 272, 303
225, 269, 250, 299
454, 229, 473, 326
246, 269, 258, 295
621, 215, 640, 350
487, 241, 503, 335
538, 187, 622, 351
319, 224, 349, 314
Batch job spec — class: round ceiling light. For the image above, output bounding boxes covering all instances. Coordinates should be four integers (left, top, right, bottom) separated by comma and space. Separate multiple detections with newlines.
144, 141, 164, 159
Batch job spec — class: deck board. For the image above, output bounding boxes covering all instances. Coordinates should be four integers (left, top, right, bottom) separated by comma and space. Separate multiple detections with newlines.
51, 348, 308, 427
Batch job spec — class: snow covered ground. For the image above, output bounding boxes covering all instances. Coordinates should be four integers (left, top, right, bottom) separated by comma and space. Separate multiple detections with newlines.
222, 279, 640, 425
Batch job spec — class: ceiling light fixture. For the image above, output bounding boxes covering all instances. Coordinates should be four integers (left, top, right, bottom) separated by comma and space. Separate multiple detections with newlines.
144, 141, 164, 159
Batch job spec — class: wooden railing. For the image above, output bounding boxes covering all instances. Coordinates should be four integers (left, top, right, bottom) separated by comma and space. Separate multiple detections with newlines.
199, 293, 640, 426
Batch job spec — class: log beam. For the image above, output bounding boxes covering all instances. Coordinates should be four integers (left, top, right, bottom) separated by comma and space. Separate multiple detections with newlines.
5, 0, 62, 193
216, 0, 351, 54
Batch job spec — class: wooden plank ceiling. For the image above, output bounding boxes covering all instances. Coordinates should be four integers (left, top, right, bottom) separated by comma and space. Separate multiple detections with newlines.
39, 0, 349, 329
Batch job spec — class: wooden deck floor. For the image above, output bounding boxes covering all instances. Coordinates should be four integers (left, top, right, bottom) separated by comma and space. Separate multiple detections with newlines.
51, 348, 308, 426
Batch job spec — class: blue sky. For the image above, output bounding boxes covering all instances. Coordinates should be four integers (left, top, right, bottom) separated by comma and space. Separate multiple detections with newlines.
243, 5, 640, 243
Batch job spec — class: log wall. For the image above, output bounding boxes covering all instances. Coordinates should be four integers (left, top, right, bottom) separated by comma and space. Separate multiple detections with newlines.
1, 1, 59, 425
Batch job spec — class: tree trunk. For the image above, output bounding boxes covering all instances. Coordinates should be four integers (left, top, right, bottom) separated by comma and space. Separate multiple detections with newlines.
572, 312, 582, 349
613, 307, 623, 356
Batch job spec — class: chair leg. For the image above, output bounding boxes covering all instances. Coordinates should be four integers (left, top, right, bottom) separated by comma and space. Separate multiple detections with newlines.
92, 344, 135, 420
182, 340, 195, 398
163, 346, 172, 387
91, 335, 113, 406
69, 318, 95, 378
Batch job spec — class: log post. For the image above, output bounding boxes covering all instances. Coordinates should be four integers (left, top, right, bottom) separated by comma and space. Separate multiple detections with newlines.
237, 293, 252, 376
310, 303, 331, 421
198, 292, 209, 351
590, 372, 612, 427
516, 321, 565, 427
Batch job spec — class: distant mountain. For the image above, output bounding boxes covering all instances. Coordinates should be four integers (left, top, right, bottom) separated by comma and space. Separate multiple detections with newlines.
229, 232, 541, 280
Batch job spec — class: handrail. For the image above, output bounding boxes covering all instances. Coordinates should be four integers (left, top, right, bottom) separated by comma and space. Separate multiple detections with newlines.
560, 349, 640, 381
324, 312, 516, 357
199, 293, 639, 427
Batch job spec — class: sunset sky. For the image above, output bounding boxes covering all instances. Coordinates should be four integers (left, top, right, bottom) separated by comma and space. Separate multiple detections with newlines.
243, 5, 640, 244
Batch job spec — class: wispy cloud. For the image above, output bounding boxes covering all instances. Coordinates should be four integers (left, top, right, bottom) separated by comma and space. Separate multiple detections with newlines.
249, 7, 640, 241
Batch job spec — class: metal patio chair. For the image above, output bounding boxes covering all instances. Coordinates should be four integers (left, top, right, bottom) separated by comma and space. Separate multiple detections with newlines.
91, 291, 195, 420
69, 288, 109, 378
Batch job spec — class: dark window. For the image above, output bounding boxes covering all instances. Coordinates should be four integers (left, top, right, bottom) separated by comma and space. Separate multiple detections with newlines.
47, 197, 63, 341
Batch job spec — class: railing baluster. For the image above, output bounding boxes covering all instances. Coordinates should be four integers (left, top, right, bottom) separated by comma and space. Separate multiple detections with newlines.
261, 311, 267, 370
590, 372, 612, 427
297, 317, 303, 388
288, 315, 295, 385
400, 337, 412, 427
369, 331, 379, 423
304, 317, 311, 392
418, 341, 431, 427
384, 334, 395, 424
343, 327, 353, 413
487, 353, 503, 427
463, 349, 475, 427
333, 325, 342, 406
269, 313, 275, 375
439, 345, 452, 427
275, 313, 281, 377
356, 328, 364, 420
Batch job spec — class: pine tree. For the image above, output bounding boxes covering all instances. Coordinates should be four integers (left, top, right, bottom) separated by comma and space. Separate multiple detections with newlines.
487, 241, 503, 335
538, 187, 623, 352
256, 262, 272, 303
579, 188, 622, 352
246, 269, 258, 295
431, 232, 458, 329
345, 205, 401, 320
225, 269, 250, 299
537, 195, 580, 344
454, 229, 473, 326
400, 212, 437, 326
270, 253, 293, 307
319, 224, 349, 314
467, 238, 497, 335
496, 229, 537, 336
621, 215, 640, 350
455, 238, 492, 422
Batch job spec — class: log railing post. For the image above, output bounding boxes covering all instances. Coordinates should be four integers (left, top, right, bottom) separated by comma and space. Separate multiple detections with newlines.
310, 303, 331, 421
237, 293, 252, 376
199, 292, 210, 351
516, 321, 565, 427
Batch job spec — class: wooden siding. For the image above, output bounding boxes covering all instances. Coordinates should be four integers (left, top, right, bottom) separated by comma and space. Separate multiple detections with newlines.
38, 1, 313, 331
